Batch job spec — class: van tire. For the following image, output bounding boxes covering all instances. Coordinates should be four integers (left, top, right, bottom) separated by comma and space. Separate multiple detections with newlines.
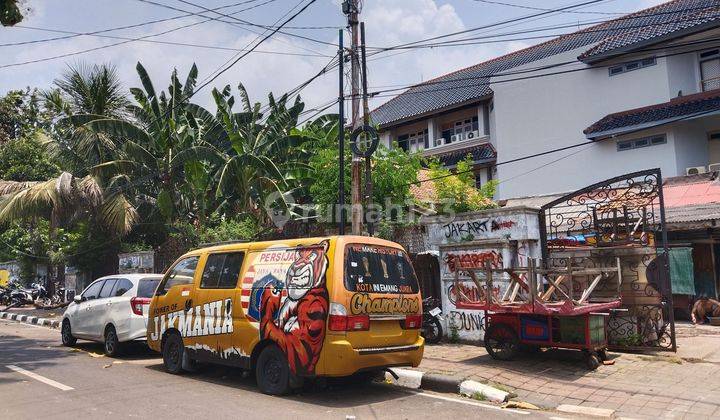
162, 332, 185, 374
256, 344, 290, 395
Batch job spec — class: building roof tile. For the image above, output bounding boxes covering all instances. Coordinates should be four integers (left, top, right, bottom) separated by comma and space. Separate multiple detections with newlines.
371, 0, 720, 128
433, 142, 497, 167
583, 88, 720, 138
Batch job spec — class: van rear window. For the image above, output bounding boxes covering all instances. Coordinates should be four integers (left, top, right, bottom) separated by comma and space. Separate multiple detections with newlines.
344, 245, 419, 294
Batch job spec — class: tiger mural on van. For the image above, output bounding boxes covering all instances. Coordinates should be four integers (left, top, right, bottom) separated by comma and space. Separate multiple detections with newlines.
259, 240, 329, 376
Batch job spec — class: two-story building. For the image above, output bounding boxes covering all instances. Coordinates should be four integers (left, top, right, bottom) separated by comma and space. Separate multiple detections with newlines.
371, 0, 720, 200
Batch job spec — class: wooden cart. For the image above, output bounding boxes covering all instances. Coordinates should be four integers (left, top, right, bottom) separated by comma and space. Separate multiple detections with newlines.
453, 259, 623, 369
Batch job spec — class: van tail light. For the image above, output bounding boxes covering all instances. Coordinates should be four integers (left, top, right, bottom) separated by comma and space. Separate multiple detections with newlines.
402, 314, 422, 329
130, 297, 151, 316
328, 302, 370, 332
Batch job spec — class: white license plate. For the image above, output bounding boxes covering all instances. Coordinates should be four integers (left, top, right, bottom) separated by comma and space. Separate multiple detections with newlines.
429, 307, 442, 317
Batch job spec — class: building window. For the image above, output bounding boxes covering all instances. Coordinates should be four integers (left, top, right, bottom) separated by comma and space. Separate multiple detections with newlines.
700, 49, 720, 91
440, 116, 479, 146
608, 57, 656, 76
396, 129, 427, 153
617, 134, 666, 151
474, 171, 483, 189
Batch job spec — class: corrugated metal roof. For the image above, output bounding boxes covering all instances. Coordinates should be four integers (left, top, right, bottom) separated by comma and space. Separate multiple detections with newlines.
371, 0, 720, 128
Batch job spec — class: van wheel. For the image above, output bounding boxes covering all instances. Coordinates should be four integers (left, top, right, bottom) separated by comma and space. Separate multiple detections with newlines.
61, 320, 76, 346
104, 326, 122, 357
256, 344, 290, 395
162, 333, 185, 374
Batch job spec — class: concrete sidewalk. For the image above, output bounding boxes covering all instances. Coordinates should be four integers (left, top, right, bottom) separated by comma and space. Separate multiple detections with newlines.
415, 323, 720, 419
0, 306, 64, 328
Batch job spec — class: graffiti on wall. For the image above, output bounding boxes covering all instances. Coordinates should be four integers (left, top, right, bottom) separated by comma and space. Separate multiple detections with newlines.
448, 310, 485, 332
447, 282, 500, 305
442, 218, 516, 239
444, 250, 503, 272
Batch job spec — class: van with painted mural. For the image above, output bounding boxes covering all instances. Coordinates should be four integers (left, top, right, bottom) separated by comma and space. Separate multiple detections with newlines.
146, 236, 424, 395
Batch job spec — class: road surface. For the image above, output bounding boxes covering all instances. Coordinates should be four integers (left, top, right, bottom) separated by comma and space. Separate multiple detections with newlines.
0, 319, 535, 419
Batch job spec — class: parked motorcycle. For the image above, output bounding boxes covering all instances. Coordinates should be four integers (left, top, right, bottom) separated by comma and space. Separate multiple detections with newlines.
0, 285, 11, 306
421, 297, 444, 344
9, 283, 37, 306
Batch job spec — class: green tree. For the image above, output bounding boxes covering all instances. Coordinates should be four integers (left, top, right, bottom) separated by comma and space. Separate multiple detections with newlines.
0, 136, 60, 181
0, 89, 48, 143
43, 63, 130, 175
304, 116, 422, 221
429, 155, 497, 214
1, 0, 25, 27
186, 83, 308, 225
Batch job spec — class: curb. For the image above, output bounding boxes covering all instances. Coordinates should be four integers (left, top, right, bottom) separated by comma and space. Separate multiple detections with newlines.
385, 368, 510, 403
0, 311, 60, 329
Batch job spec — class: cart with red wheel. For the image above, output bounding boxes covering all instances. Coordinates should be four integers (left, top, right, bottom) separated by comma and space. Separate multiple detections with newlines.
452, 258, 622, 370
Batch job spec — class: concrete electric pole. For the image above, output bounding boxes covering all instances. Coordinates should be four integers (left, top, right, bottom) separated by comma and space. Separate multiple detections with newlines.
344, 0, 363, 235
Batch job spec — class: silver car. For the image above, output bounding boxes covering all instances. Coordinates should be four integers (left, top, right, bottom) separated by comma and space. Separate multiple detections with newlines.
60, 274, 163, 356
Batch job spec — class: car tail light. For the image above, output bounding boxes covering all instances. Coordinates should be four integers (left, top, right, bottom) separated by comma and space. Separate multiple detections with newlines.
130, 297, 151, 316
328, 303, 370, 331
402, 314, 422, 329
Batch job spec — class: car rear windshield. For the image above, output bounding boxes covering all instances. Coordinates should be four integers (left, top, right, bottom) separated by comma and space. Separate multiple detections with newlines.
137, 278, 161, 298
344, 244, 419, 294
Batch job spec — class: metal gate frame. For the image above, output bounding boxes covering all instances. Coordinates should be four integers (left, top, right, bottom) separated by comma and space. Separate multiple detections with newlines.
538, 168, 676, 352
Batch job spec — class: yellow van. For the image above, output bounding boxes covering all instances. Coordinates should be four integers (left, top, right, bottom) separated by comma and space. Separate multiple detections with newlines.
147, 236, 424, 394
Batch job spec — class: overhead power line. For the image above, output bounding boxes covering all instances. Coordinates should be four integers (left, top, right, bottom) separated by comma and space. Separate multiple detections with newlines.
133, 0, 337, 47
404, 103, 720, 188
2, 0, 263, 47
376, 0, 608, 52
364, 36, 720, 99
5, 25, 331, 57
366, 1, 720, 52
473, 0, 624, 15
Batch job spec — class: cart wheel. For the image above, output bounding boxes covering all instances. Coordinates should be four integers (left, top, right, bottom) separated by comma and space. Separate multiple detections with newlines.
597, 348, 609, 362
585, 353, 601, 370
484, 323, 519, 361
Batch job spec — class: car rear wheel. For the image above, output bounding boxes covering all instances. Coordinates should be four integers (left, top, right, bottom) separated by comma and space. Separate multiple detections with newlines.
104, 325, 122, 357
61, 320, 76, 346
162, 333, 185, 374
256, 344, 290, 395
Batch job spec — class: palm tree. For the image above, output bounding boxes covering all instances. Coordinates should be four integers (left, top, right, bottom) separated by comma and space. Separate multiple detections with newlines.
0, 173, 137, 236
42, 63, 130, 175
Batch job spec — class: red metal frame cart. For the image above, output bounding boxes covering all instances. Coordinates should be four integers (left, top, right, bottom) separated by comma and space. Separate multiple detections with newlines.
453, 259, 623, 369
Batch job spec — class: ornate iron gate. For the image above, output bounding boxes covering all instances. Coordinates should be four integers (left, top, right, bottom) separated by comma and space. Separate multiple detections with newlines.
539, 169, 676, 352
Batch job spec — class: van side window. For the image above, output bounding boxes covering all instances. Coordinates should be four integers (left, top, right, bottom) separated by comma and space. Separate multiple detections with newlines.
158, 256, 199, 295
201, 252, 244, 289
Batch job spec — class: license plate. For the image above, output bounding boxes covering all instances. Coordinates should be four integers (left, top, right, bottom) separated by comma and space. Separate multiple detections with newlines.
429, 307, 442, 316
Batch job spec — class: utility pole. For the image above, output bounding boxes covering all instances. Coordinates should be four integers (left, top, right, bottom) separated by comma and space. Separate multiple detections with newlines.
343, 0, 363, 235
360, 22, 374, 236
337, 29, 346, 235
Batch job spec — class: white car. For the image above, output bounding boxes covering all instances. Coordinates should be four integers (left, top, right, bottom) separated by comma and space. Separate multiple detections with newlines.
61, 274, 163, 356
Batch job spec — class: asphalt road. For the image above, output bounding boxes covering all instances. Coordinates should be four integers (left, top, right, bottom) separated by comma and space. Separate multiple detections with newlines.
0, 320, 535, 419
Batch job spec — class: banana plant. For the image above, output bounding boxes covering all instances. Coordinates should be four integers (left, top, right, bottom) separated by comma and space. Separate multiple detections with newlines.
85, 62, 223, 225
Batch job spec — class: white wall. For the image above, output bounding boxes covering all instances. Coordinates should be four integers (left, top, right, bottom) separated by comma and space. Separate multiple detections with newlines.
667, 51, 701, 97
673, 115, 720, 172
492, 45, 684, 199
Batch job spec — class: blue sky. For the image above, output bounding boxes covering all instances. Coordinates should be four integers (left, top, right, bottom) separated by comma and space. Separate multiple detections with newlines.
0, 0, 665, 111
